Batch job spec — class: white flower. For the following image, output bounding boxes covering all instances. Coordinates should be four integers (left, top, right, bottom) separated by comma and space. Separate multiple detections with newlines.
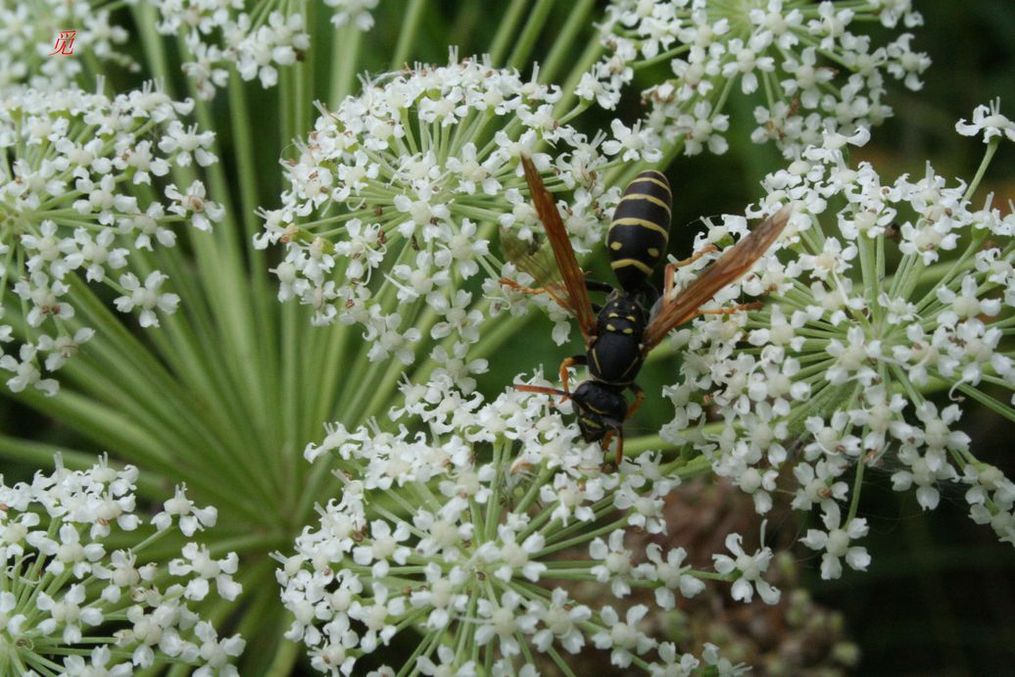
0, 83, 217, 394
475, 591, 535, 657
327, 0, 380, 31
588, 0, 928, 159
152, 3, 312, 98
0, 455, 241, 671
169, 543, 242, 601
642, 544, 706, 609
37, 584, 103, 644
956, 98, 1015, 143
416, 644, 477, 677
277, 378, 700, 674
193, 621, 246, 677
591, 605, 656, 668
0, 343, 58, 395
352, 520, 412, 578
158, 121, 218, 167
152, 484, 218, 536
800, 504, 871, 580
349, 584, 406, 653
60, 645, 133, 676
531, 588, 591, 654
712, 529, 781, 605
165, 181, 224, 232
113, 272, 180, 328
589, 529, 635, 597
603, 118, 662, 162
0, 1, 133, 90
660, 110, 1015, 567
257, 52, 626, 384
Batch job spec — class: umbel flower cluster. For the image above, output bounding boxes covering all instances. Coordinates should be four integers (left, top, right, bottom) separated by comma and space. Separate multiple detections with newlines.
0, 83, 223, 396
0, 1, 135, 90
279, 375, 776, 675
257, 53, 660, 367
583, 0, 930, 159
150, 0, 378, 99
274, 107, 1015, 675
0, 455, 243, 675
659, 106, 1015, 571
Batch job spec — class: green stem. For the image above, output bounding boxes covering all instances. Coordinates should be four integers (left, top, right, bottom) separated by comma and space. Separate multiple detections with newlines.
539, 0, 595, 84
507, 0, 557, 70
489, 0, 530, 65
957, 384, 1015, 424
263, 636, 302, 677
228, 73, 277, 438
552, 37, 605, 120
390, 0, 427, 69
846, 456, 866, 522
962, 138, 1000, 203
0, 435, 161, 496
330, 24, 363, 108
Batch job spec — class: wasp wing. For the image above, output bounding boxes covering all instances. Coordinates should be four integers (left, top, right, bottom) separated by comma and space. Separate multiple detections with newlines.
509, 154, 597, 344
500, 225, 579, 324
642, 207, 791, 353
500, 225, 562, 290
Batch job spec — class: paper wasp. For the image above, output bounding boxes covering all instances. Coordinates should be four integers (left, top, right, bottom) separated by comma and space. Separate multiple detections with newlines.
502, 155, 789, 466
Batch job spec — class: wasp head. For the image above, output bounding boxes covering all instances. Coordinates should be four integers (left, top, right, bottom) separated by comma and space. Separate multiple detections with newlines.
571, 381, 627, 443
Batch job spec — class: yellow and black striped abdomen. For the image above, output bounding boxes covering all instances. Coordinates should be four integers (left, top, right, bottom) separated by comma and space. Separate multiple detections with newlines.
607, 170, 672, 293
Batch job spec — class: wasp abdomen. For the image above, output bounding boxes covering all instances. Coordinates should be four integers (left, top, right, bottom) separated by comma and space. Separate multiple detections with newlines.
607, 170, 672, 293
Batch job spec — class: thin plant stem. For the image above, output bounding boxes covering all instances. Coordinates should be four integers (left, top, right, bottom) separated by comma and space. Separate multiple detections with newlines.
330, 23, 363, 108
390, 0, 427, 69
507, 0, 557, 71
539, 0, 596, 84
489, 0, 531, 66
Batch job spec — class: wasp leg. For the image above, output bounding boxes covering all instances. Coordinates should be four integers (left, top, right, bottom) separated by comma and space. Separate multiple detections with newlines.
599, 430, 625, 468
662, 244, 721, 299
559, 355, 587, 396
626, 383, 646, 419
637, 279, 660, 307
499, 277, 548, 296
673, 243, 719, 268
695, 301, 764, 318
584, 278, 614, 294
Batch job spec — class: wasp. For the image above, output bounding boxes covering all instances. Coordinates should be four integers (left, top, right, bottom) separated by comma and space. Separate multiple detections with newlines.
501, 155, 790, 466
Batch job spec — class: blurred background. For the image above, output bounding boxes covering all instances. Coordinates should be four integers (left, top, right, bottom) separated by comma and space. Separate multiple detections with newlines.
3, 1, 1014, 674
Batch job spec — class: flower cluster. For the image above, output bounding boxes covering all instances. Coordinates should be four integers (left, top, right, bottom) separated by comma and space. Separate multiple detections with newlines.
276, 375, 779, 675
257, 53, 650, 371
0, 0, 136, 90
0, 83, 223, 395
556, 478, 861, 675
150, 0, 378, 99
658, 106, 1015, 570
583, 0, 930, 159
0, 455, 244, 675
678, 481, 862, 672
